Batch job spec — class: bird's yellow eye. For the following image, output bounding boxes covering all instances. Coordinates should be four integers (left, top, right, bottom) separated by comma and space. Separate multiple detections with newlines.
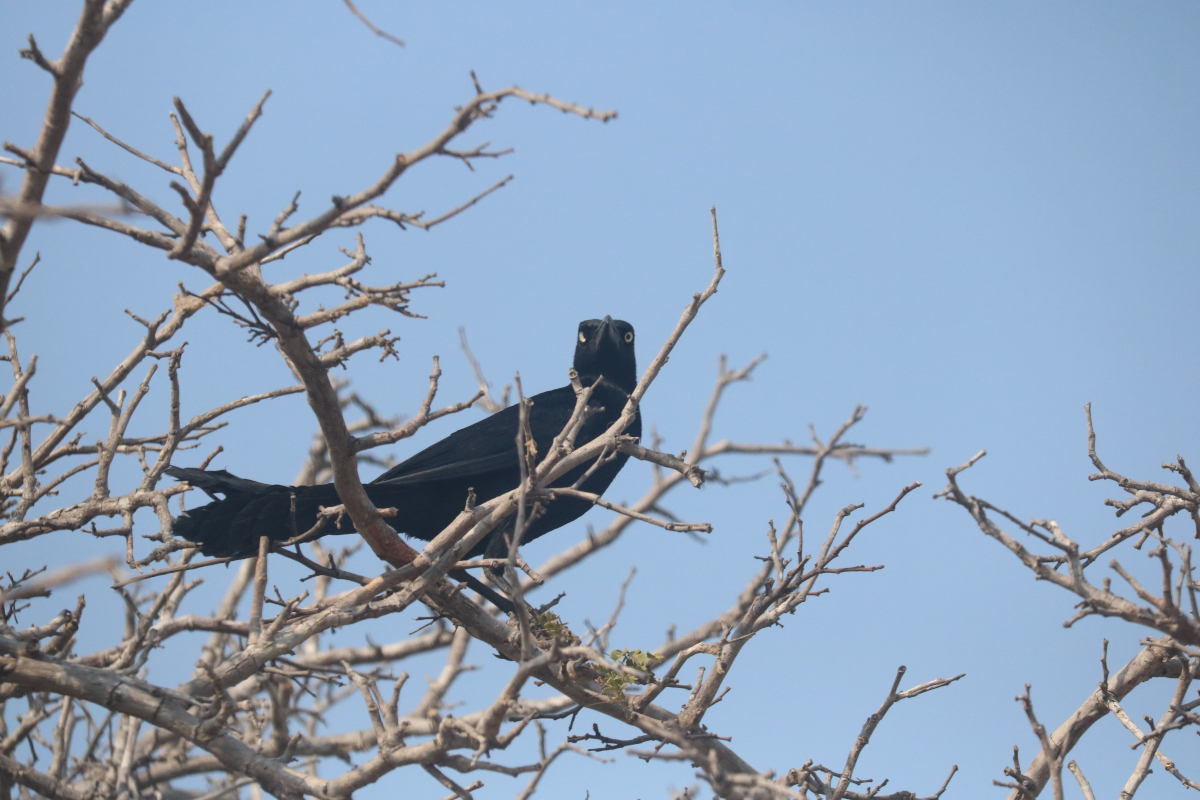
624, 331, 633, 343
579, 331, 586, 343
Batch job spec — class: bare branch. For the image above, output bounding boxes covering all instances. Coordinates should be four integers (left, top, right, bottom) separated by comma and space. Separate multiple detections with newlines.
342, 0, 405, 46
1, 0, 131, 325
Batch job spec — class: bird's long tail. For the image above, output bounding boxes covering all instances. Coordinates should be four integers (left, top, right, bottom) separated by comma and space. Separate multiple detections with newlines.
167, 467, 356, 558
166, 467, 517, 613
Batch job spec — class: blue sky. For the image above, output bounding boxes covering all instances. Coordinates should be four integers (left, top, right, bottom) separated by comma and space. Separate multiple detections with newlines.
3, 2, 1199, 797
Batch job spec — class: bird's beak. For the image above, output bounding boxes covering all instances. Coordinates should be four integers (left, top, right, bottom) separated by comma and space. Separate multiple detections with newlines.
600, 316, 620, 346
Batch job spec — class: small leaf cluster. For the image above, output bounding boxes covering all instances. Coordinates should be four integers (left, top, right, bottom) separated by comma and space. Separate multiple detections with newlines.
534, 611, 570, 638
595, 648, 661, 702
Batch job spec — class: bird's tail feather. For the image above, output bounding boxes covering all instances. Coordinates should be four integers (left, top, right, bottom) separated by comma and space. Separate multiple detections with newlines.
168, 467, 350, 558
167, 467, 517, 612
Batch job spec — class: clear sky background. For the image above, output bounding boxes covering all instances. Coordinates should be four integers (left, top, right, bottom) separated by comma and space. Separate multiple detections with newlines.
3, 2, 1199, 798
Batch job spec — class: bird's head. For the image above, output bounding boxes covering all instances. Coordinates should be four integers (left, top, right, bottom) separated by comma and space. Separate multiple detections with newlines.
574, 316, 637, 394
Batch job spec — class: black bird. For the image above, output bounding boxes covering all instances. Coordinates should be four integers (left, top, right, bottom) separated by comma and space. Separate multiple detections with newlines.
166, 317, 642, 611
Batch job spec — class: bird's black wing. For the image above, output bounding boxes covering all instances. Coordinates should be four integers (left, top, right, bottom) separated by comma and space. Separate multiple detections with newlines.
371, 386, 578, 486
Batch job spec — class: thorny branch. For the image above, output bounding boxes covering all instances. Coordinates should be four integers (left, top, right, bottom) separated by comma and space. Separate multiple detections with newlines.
0, 0, 134, 327
0, 6, 955, 800
941, 406, 1200, 798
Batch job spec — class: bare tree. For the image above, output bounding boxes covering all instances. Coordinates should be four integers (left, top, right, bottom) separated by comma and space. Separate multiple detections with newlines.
939, 405, 1200, 799
15, 4, 1191, 800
